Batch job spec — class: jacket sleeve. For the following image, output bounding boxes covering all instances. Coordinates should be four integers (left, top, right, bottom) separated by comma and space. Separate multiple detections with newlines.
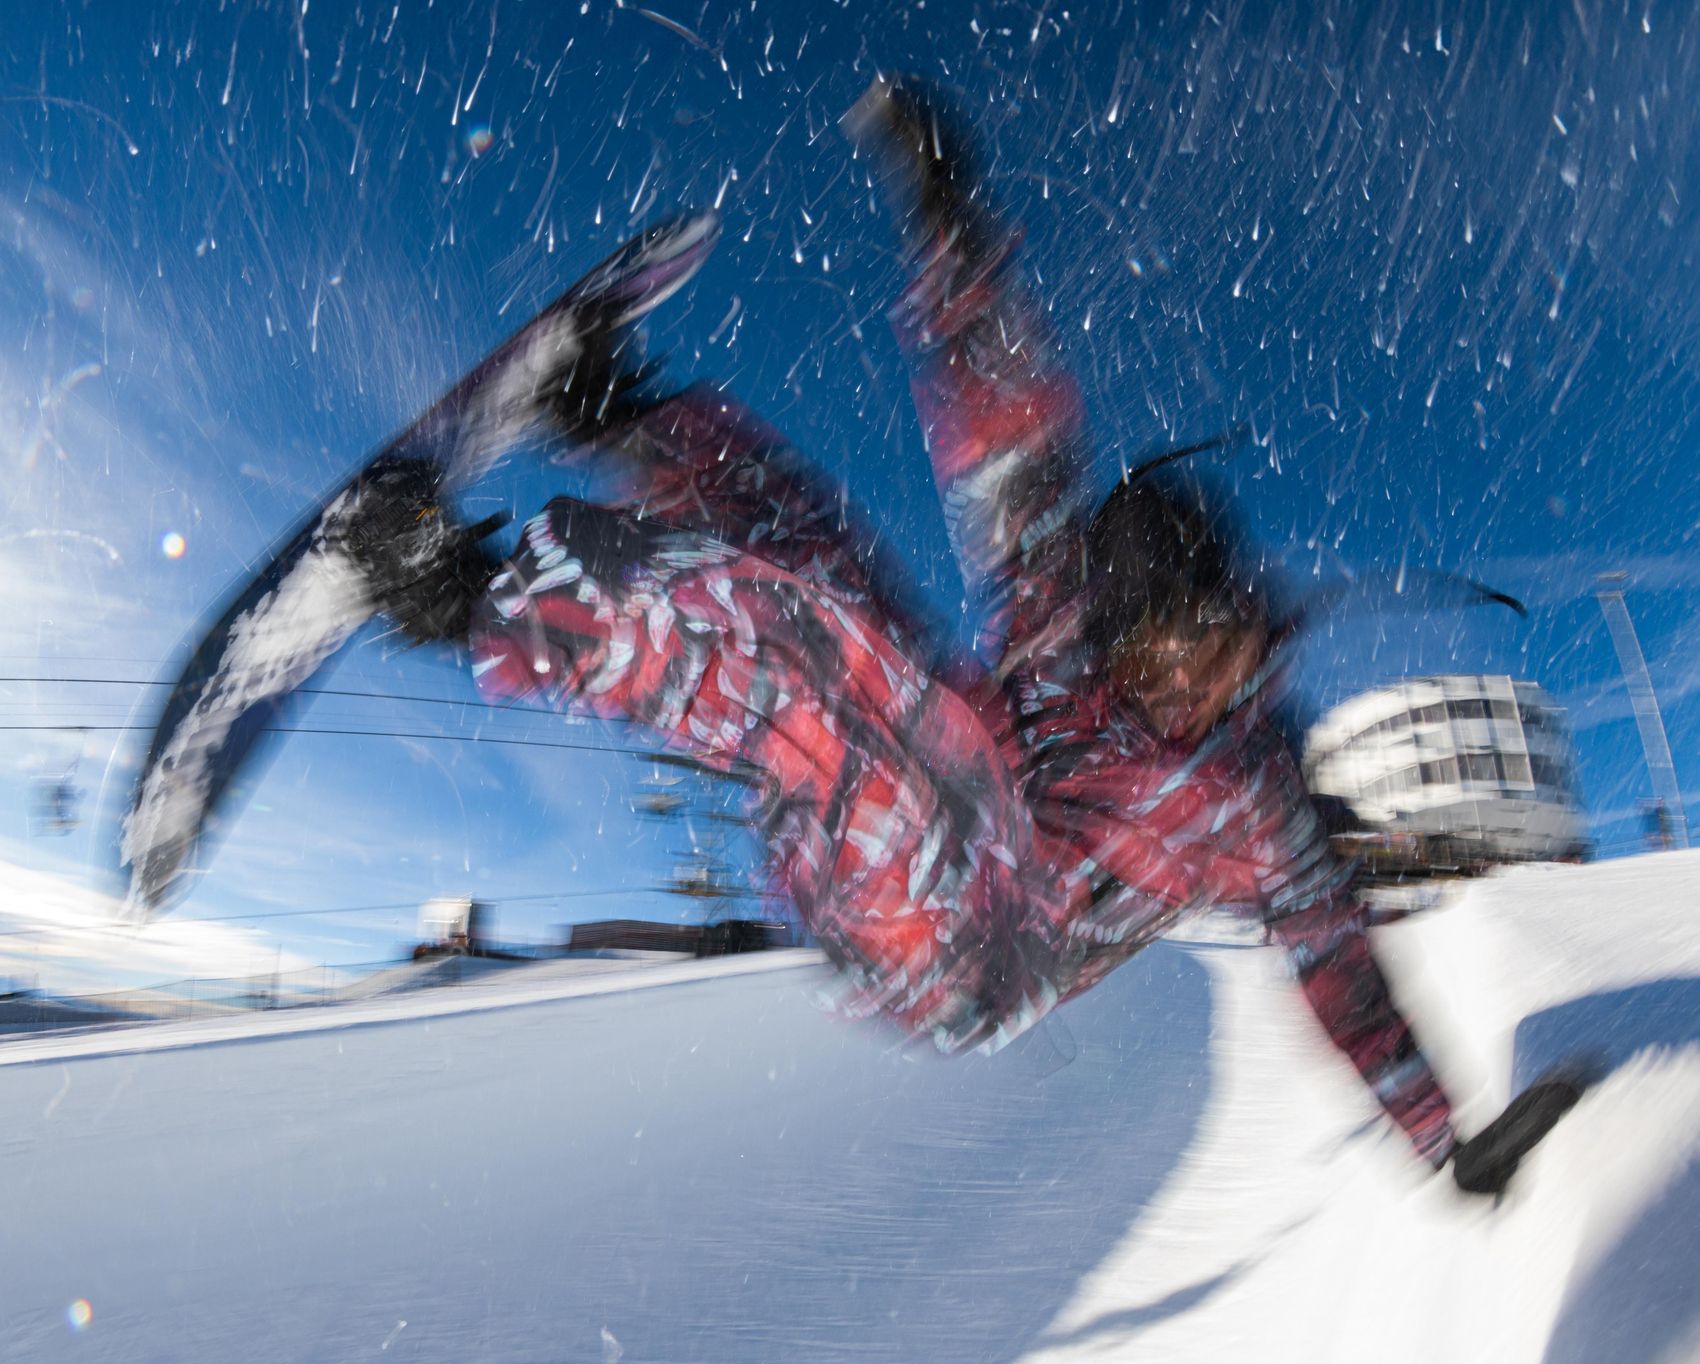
887, 231, 1095, 675
1177, 718, 1457, 1164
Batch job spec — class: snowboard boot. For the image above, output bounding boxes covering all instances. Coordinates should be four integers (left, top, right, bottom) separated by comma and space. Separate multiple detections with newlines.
332, 456, 505, 647
535, 212, 720, 445
540, 311, 670, 446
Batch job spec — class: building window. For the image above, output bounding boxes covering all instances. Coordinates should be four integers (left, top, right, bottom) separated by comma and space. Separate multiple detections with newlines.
1499, 752, 1533, 786
1530, 754, 1571, 791
1420, 759, 1459, 787
1462, 752, 1498, 784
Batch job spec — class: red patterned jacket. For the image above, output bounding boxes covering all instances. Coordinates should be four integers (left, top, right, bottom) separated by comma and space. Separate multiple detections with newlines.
469, 230, 1455, 1163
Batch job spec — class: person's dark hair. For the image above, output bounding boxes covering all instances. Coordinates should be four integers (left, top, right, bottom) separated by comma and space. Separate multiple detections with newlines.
1083, 471, 1261, 654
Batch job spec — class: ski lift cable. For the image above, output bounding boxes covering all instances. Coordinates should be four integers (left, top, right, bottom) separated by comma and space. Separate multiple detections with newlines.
0, 674, 580, 722
0, 883, 743, 938
0, 722, 738, 766
0, 680, 762, 783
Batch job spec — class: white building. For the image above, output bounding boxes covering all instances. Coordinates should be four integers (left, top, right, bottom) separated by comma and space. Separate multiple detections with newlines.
417, 897, 490, 950
1304, 676, 1586, 863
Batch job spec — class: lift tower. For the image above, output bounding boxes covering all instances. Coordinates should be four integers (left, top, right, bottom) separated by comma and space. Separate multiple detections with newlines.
1595, 573, 1689, 850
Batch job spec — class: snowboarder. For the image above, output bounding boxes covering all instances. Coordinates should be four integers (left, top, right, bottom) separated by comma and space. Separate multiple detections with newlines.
123, 82, 1578, 1199
454, 77, 1579, 1194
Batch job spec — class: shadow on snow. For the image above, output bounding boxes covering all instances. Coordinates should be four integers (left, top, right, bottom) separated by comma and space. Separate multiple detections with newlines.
1515, 976, 1700, 1364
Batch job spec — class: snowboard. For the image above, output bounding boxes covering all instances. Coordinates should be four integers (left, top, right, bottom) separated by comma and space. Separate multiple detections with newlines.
119, 210, 721, 917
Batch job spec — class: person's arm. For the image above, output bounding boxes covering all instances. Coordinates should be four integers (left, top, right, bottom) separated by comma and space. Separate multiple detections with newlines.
848, 81, 1202, 994
849, 79, 1093, 670
1228, 721, 1459, 1166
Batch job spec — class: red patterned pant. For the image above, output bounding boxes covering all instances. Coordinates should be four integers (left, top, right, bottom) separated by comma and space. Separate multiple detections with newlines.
470, 497, 1069, 1052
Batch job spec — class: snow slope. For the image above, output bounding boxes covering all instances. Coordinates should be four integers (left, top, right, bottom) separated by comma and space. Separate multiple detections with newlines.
4, 852, 1699, 1363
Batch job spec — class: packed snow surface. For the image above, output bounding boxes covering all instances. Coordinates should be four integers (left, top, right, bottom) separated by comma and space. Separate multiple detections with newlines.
5, 852, 1699, 1362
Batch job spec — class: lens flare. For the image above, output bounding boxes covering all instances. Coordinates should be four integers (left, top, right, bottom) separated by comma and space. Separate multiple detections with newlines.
67, 1299, 93, 1331
161, 532, 187, 560
465, 124, 493, 156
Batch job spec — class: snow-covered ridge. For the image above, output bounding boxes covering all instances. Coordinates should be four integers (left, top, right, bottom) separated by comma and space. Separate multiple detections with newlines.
4, 852, 1697, 1362
0, 948, 824, 1070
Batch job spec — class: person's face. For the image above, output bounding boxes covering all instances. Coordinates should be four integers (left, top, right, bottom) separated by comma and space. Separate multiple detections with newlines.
1107, 611, 1265, 745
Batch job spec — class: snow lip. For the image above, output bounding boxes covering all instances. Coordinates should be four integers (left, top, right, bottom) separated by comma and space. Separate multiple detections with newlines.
0, 948, 828, 1069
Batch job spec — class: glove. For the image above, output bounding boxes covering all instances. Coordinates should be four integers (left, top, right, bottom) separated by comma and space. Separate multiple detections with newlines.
1450, 1072, 1588, 1197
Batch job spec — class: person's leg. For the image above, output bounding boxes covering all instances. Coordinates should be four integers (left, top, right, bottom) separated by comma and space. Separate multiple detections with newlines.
491, 204, 937, 660
470, 496, 1063, 1050
572, 383, 938, 655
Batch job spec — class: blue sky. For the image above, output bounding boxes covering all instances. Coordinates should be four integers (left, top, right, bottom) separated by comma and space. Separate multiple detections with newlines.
2, 0, 1697, 986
